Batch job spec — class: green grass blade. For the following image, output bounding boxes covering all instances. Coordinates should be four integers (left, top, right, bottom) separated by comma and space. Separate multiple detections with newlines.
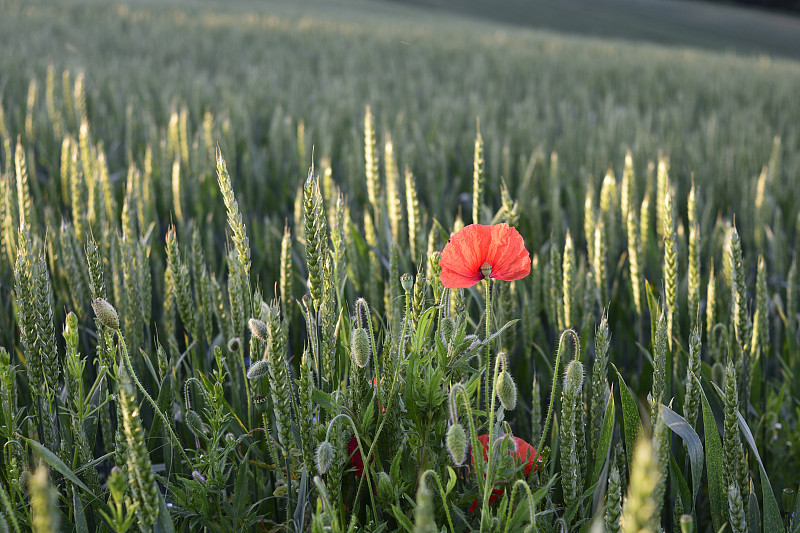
613, 364, 642, 474
698, 380, 725, 533
661, 404, 703, 512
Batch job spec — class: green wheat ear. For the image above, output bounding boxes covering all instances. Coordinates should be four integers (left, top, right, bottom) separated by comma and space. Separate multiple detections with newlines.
621, 435, 660, 533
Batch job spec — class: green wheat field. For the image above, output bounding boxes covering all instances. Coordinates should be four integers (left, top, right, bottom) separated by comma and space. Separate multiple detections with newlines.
2, 0, 800, 531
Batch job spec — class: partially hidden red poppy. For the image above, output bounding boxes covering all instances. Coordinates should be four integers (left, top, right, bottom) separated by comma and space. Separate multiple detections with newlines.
469, 434, 541, 512
440, 224, 531, 289
348, 436, 367, 478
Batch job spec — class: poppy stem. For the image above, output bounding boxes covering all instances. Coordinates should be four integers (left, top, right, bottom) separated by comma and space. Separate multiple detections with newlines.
484, 277, 493, 413
535, 328, 580, 467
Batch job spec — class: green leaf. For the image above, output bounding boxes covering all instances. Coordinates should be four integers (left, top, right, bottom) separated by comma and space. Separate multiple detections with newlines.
391, 504, 414, 532
661, 404, 703, 512
748, 490, 761, 533
698, 381, 725, 533
669, 451, 691, 517
446, 466, 456, 496
590, 389, 614, 487
734, 410, 782, 533
72, 487, 89, 533
612, 364, 641, 474
19, 436, 100, 504
154, 490, 175, 533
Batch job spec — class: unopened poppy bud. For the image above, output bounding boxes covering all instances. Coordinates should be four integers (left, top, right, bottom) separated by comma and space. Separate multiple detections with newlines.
400, 273, 414, 292
679, 514, 693, 533
480, 261, 492, 279
496, 370, 517, 411
446, 422, 468, 466
316, 441, 335, 474
227, 337, 241, 353
92, 298, 119, 330
247, 359, 270, 380
185, 409, 207, 437
351, 328, 370, 368
440, 317, 455, 343
248, 318, 270, 343
377, 472, 394, 504
564, 359, 584, 395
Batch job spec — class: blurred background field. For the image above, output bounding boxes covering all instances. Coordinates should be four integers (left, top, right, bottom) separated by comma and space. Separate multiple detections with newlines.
2, 0, 800, 530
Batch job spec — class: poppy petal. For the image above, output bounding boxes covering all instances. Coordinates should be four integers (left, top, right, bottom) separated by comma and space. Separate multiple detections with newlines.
440, 224, 530, 289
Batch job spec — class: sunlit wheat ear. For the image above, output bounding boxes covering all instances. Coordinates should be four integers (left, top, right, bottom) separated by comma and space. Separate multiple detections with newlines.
751, 255, 769, 390
729, 223, 751, 389
663, 182, 677, 352
626, 209, 643, 318
706, 261, 718, 360
621, 436, 659, 533
688, 180, 701, 332
472, 119, 484, 225
561, 230, 575, 330
30, 462, 59, 533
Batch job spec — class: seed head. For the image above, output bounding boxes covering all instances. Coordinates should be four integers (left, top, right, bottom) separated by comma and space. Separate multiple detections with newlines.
108, 467, 126, 504
446, 422, 468, 465
480, 261, 492, 279
227, 337, 241, 353
247, 359, 270, 380
350, 327, 371, 368
248, 318, 270, 343
401, 273, 414, 292
92, 298, 119, 330
316, 441, 335, 474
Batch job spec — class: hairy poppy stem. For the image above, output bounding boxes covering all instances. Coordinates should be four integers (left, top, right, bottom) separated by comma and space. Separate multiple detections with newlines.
484, 277, 492, 413
535, 329, 580, 466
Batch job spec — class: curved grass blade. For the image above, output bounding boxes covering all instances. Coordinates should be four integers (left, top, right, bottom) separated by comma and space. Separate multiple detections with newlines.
697, 379, 725, 533
661, 404, 703, 512
612, 364, 641, 474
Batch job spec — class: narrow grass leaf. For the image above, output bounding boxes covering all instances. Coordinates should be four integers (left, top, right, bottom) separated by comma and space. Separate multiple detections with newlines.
612, 364, 642, 474
698, 380, 725, 533
72, 487, 89, 533
661, 404, 703, 511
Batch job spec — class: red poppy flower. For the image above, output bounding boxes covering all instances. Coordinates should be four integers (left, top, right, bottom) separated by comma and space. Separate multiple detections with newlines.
348, 436, 367, 478
440, 224, 531, 289
469, 434, 541, 512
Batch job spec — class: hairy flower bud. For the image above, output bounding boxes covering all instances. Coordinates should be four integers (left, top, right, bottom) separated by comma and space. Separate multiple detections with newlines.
440, 317, 455, 344
351, 327, 371, 368
316, 441, 335, 474
184, 409, 207, 437
564, 359, 584, 395
446, 422, 468, 466
92, 298, 119, 330
248, 318, 270, 343
496, 370, 517, 411
247, 359, 270, 380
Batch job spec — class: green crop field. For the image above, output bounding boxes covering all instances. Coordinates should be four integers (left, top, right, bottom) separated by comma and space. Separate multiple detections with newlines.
1, 0, 800, 531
